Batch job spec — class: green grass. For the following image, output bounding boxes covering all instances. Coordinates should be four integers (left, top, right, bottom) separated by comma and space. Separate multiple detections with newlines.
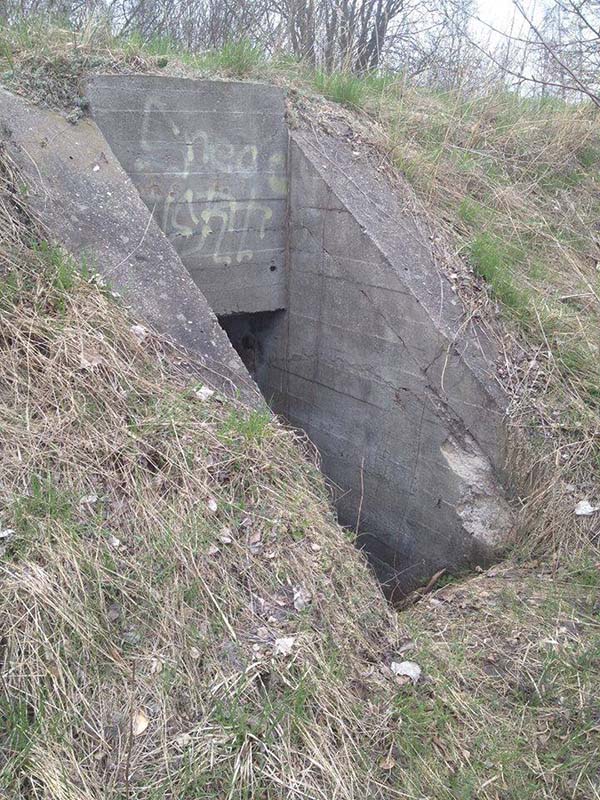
123, 31, 179, 59
0, 223, 402, 798
469, 232, 532, 317
219, 408, 271, 443
397, 566, 600, 799
195, 38, 265, 78
313, 70, 368, 108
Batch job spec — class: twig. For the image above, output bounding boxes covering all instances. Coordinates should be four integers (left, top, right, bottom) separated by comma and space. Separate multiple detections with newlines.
514, 0, 600, 109
125, 659, 136, 800
355, 455, 365, 534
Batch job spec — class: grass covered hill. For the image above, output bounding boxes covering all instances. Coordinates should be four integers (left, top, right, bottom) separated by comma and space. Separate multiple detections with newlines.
1, 18, 599, 535
0, 144, 404, 798
1, 18, 599, 800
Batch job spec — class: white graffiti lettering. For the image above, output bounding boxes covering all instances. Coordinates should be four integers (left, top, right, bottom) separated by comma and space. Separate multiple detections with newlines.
137, 98, 285, 266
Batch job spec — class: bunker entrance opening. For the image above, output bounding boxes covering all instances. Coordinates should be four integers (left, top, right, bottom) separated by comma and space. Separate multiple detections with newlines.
218, 309, 410, 601
218, 311, 284, 390
83, 75, 512, 604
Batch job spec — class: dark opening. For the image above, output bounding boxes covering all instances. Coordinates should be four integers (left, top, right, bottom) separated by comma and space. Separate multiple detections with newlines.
218, 310, 284, 387
218, 308, 455, 605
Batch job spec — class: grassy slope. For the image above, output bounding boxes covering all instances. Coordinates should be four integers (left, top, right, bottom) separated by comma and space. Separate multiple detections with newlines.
1, 20, 598, 514
0, 19, 599, 800
0, 156, 401, 798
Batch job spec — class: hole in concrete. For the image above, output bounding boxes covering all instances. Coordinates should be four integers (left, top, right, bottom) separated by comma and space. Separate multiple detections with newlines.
218, 310, 284, 387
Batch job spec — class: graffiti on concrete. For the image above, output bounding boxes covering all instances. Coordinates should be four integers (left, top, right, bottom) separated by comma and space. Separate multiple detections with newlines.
134, 99, 286, 267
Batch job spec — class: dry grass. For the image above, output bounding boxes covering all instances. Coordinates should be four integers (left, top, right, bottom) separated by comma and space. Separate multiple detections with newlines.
2, 224, 598, 800
2, 20, 600, 799
399, 560, 600, 799
0, 19, 155, 115
0, 147, 408, 798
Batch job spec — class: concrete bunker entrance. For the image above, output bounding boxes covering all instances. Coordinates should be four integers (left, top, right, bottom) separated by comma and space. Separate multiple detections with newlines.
87, 75, 513, 599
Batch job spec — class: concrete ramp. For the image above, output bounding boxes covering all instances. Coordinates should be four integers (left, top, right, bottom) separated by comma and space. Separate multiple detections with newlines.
0, 88, 259, 405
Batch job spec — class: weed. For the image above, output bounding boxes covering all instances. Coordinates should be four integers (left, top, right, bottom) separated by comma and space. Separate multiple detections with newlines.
469, 233, 531, 318
219, 408, 271, 443
123, 31, 178, 58
0, 697, 45, 793
198, 39, 265, 78
458, 197, 488, 226
576, 144, 600, 168
314, 70, 366, 108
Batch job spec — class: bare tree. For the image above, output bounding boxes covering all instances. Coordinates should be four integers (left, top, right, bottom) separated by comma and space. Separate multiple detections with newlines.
521, 0, 600, 105
268, 0, 409, 72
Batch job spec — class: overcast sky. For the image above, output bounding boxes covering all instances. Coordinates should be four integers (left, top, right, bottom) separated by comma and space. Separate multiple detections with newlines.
475, 0, 545, 42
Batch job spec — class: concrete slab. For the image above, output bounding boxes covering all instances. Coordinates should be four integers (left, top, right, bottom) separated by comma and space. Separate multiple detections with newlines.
258, 132, 513, 594
0, 88, 260, 406
87, 76, 289, 316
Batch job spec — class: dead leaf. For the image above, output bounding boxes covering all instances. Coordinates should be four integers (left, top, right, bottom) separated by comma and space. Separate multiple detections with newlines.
248, 530, 262, 546
273, 636, 296, 656
130, 324, 149, 343
219, 527, 233, 544
575, 500, 599, 516
379, 754, 396, 770
293, 586, 311, 611
207, 497, 218, 513
150, 657, 163, 675
391, 660, 421, 684
80, 351, 103, 370
195, 385, 215, 402
132, 710, 149, 737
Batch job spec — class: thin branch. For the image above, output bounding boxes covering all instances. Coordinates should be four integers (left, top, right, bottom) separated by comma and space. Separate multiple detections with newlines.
513, 0, 600, 107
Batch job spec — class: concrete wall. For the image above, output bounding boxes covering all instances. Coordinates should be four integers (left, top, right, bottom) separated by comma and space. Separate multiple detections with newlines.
76, 76, 513, 594
0, 88, 260, 407
88, 76, 288, 316
257, 132, 512, 595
